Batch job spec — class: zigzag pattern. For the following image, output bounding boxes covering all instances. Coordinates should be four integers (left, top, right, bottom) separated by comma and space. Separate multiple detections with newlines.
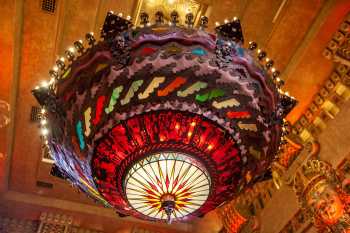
79, 76, 259, 151
226, 111, 251, 119
121, 80, 144, 105
157, 77, 186, 97
195, 89, 225, 102
84, 107, 91, 136
138, 77, 165, 99
212, 98, 240, 109
76, 121, 85, 150
237, 121, 258, 132
92, 96, 106, 125
105, 86, 123, 114
177, 81, 207, 97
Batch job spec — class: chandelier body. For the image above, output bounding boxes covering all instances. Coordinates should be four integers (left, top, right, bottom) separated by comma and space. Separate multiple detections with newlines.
33, 11, 295, 222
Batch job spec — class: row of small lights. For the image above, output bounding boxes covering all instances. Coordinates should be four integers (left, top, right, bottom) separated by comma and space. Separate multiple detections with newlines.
35, 11, 144, 97
215, 16, 239, 27
245, 40, 294, 150
34, 11, 198, 140
108, 11, 196, 27
215, 18, 295, 101
247, 41, 296, 99
34, 10, 166, 142
214, 17, 288, 94
36, 30, 101, 142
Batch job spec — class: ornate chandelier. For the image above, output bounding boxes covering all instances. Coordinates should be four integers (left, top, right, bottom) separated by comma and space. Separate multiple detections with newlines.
32, 10, 296, 223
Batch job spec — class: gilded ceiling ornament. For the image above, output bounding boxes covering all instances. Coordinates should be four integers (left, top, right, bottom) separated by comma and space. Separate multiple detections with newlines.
141, 0, 202, 24
323, 13, 350, 68
334, 35, 350, 67
293, 160, 350, 232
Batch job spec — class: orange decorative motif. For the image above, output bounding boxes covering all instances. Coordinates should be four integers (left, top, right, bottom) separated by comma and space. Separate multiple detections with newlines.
221, 206, 247, 233
278, 137, 302, 168
157, 77, 186, 97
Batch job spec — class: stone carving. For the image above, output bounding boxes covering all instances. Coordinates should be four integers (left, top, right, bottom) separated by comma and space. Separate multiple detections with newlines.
110, 34, 131, 66
334, 35, 350, 67
324, 13, 350, 67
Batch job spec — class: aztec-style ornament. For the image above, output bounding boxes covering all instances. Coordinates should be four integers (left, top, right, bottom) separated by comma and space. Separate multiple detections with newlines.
32, 10, 296, 223
219, 195, 261, 233
293, 160, 350, 232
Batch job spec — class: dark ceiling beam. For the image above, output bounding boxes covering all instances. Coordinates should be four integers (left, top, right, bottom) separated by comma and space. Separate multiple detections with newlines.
53, 0, 68, 57
93, 0, 104, 33
283, 0, 336, 82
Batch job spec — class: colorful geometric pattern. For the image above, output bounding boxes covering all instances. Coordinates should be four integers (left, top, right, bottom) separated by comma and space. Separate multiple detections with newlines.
125, 152, 211, 220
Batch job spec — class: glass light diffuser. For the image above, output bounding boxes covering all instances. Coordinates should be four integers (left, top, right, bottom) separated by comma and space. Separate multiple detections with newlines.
125, 151, 211, 220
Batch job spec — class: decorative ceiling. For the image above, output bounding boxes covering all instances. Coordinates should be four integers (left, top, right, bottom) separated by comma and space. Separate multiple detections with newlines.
0, 0, 349, 232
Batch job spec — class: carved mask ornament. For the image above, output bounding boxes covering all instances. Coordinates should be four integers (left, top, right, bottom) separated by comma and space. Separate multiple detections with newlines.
294, 160, 350, 232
